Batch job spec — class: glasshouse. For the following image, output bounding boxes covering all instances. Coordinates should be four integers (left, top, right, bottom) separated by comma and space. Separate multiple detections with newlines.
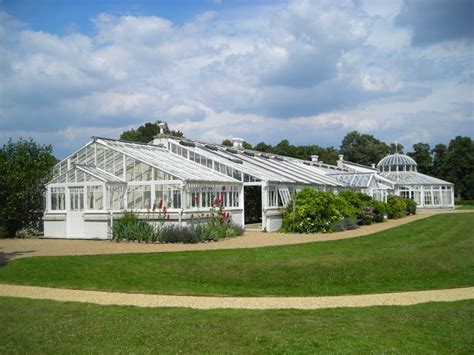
44, 128, 454, 239
375, 153, 454, 208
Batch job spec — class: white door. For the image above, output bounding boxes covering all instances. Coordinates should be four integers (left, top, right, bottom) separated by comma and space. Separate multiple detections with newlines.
67, 187, 85, 238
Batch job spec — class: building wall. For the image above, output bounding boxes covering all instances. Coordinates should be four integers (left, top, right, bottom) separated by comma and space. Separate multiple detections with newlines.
44, 219, 67, 238
265, 208, 283, 232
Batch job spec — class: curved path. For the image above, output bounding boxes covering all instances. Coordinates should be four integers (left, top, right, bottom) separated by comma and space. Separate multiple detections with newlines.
2, 211, 465, 261
0, 284, 473, 310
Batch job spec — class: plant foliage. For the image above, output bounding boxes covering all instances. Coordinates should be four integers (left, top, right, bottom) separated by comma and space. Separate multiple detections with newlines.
0, 138, 57, 236
112, 210, 243, 244
281, 189, 356, 233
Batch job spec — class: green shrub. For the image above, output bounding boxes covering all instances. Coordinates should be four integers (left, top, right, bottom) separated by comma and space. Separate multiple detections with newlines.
15, 227, 41, 238
455, 200, 474, 205
330, 217, 359, 232
404, 198, 417, 215
0, 224, 8, 238
159, 225, 200, 244
112, 211, 243, 243
281, 188, 355, 233
338, 190, 372, 210
339, 190, 376, 225
387, 195, 407, 219
370, 201, 388, 223
357, 205, 375, 225
193, 221, 244, 242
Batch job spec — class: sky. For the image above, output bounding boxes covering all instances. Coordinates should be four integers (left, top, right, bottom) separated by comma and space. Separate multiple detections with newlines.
0, 0, 473, 159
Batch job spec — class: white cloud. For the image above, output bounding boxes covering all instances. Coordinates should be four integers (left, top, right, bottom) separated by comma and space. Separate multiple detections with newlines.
0, 0, 472, 158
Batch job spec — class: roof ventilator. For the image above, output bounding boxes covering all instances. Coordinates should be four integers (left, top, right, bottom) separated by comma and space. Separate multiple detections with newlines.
204, 144, 218, 151
231, 138, 244, 150
179, 140, 195, 147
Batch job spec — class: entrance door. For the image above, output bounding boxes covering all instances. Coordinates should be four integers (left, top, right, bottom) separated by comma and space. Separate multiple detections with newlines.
244, 186, 262, 224
66, 187, 85, 238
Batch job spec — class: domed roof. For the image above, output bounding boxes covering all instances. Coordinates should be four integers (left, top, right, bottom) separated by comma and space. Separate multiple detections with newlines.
376, 153, 417, 167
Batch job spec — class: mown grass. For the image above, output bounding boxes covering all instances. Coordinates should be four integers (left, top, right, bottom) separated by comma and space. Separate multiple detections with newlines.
456, 205, 474, 209
0, 297, 473, 354
0, 213, 473, 297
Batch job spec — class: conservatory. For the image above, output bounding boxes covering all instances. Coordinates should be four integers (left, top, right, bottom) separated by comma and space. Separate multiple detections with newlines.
44, 130, 454, 239
44, 133, 348, 239
376, 153, 454, 208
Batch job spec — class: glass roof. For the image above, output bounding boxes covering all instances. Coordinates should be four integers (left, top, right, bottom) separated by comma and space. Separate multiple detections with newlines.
377, 153, 417, 167
380, 171, 453, 185
173, 139, 345, 186
75, 164, 126, 183
97, 138, 238, 184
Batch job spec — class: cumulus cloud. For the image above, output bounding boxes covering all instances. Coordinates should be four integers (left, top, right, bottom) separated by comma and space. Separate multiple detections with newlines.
395, 0, 474, 45
0, 0, 472, 158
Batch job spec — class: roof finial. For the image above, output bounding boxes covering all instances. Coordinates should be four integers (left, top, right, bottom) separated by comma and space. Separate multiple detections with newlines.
395, 141, 399, 154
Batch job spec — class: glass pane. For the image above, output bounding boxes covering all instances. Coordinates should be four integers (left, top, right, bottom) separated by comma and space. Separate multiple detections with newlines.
70, 187, 84, 211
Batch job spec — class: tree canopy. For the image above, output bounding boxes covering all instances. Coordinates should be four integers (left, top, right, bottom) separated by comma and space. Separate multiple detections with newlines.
407, 143, 431, 174
339, 131, 391, 166
0, 138, 57, 236
120, 121, 183, 143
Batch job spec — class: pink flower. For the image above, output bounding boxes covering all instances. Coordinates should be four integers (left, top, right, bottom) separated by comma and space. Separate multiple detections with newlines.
212, 198, 222, 207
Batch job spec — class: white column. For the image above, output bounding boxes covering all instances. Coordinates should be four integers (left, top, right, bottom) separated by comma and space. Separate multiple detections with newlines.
420, 187, 424, 208
46, 186, 51, 212
123, 186, 128, 210
261, 183, 268, 231
450, 187, 455, 209
239, 184, 245, 228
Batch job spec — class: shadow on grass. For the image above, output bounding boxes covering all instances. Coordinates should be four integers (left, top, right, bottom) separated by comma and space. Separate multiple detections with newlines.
0, 248, 36, 268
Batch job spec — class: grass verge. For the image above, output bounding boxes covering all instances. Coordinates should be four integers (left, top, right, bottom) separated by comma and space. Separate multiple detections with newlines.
0, 297, 473, 353
0, 213, 473, 297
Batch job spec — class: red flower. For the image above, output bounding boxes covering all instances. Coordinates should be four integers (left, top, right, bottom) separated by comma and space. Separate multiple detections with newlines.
158, 199, 163, 209
212, 198, 222, 207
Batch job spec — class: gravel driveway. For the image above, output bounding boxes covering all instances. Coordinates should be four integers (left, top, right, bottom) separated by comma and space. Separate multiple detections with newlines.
0, 284, 472, 310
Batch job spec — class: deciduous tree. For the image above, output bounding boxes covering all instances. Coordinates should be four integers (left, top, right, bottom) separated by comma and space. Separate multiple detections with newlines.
120, 121, 183, 143
0, 138, 57, 236
339, 131, 390, 166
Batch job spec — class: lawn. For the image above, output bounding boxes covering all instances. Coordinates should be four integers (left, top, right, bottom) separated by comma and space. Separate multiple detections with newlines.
456, 205, 474, 209
0, 213, 473, 297
0, 297, 473, 353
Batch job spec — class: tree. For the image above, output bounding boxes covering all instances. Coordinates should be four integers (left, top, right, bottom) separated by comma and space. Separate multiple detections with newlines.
431, 143, 448, 177
254, 142, 273, 153
389, 142, 404, 154
407, 142, 432, 174
0, 138, 57, 236
438, 136, 474, 200
242, 141, 253, 149
120, 121, 183, 143
339, 131, 390, 166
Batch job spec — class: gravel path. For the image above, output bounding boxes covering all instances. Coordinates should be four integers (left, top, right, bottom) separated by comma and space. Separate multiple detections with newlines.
0, 284, 472, 310
0, 212, 451, 261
